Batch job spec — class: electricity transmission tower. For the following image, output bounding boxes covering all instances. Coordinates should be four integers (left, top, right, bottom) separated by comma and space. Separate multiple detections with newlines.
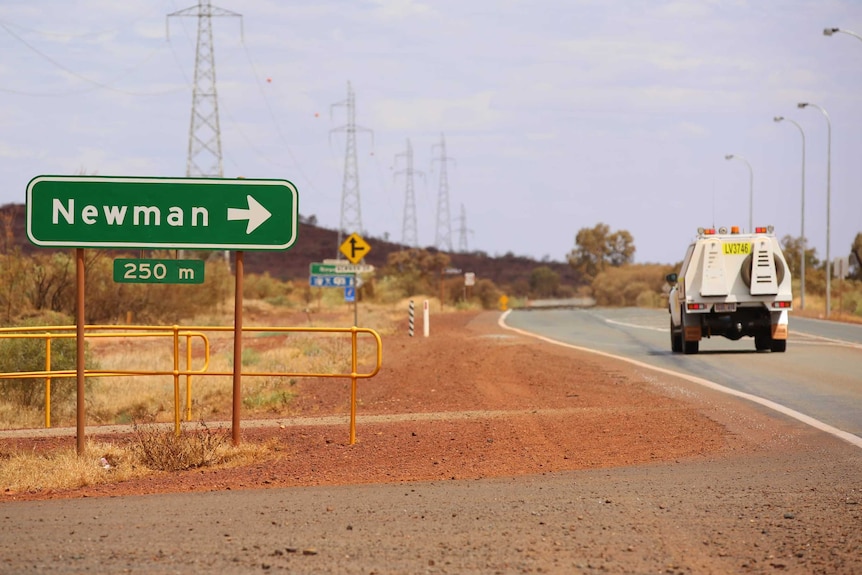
393, 138, 424, 248
331, 81, 372, 255
431, 134, 455, 252
168, 0, 241, 262
456, 204, 473, 253
168, 0, 242, 180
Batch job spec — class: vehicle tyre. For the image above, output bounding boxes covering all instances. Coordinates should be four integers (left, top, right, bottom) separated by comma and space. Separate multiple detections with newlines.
770, 339, 787, 353
741, 253, 786, 288
670, 319, 682, 353
754, 333, 771, 351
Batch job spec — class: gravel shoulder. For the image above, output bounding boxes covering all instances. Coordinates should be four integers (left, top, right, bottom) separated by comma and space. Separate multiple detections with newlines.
1, 309, 861, 574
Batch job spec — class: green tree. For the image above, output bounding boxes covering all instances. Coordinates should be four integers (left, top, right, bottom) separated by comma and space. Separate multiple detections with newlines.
780, 235, 820, 279
850, 233, 862, 281
383, 249, 451, 296
567, 223, 635, 281
529, 266, 560, 298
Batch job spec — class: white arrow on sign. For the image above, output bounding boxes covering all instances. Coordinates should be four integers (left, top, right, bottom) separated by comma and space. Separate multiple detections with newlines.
227, 195, 272, 234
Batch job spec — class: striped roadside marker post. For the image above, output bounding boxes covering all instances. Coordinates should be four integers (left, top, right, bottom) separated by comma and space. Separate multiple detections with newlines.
408, 300, 414, 337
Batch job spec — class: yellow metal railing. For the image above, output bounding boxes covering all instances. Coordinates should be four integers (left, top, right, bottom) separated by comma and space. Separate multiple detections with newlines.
0, 325, 211, 430
0, 324, 383, 444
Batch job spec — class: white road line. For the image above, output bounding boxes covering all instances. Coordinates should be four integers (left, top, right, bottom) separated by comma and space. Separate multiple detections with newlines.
500, 310, 862, 450
603, 318, 666, 332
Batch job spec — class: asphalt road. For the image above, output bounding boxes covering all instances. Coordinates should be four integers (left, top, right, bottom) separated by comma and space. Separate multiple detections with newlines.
502, 307, 862, 443
2, 309, 862, 574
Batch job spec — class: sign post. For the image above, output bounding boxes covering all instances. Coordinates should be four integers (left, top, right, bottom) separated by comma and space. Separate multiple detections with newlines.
26, 175, 300, 452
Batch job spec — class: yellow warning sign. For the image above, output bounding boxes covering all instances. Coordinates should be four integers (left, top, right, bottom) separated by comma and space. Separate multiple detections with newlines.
339, 233, 371, 264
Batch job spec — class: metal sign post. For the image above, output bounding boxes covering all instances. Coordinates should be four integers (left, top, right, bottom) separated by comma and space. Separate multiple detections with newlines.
25, 175, 300, 453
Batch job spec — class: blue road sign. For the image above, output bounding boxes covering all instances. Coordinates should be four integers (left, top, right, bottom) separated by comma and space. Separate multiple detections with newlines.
309, 274, 355, 288
344, 286, 356, 302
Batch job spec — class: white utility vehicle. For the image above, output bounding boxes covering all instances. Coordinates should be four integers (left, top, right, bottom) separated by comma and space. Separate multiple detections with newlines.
666, 226, 793, 354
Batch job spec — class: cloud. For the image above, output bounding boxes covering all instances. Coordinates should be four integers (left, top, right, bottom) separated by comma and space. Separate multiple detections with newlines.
369, 0, 435, 20
371, 92, 502, 132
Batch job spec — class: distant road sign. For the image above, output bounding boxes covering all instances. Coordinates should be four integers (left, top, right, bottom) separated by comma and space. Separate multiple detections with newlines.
344, 286, 356, 302
26, 175, 298, 251
309, 274, 356, 288
113, 258, 205, 284
339, 233, 371, 264
310, 262, 375, 275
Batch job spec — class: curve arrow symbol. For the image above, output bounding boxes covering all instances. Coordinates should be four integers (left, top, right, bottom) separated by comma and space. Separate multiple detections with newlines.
227, 195, 272, 234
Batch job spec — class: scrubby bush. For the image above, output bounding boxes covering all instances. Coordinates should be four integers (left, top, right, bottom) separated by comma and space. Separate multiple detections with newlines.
0, 311, 91, 408
472, 278, 503, 310
591, 264, 675, 307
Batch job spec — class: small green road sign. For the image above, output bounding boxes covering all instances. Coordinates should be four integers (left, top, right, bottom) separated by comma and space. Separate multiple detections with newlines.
310, 262, 375, 275
113, 258, 205, 284
26, 175, 298, 251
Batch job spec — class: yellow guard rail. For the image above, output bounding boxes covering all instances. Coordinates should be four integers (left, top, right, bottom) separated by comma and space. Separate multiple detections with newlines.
0, 324, 382, 444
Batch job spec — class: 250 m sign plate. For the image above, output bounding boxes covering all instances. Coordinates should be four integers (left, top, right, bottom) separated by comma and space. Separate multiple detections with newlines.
113, 259, 205, 284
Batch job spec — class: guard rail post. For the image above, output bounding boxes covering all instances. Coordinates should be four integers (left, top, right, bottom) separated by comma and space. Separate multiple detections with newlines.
172, 325, 181, 436
350, 326, 358, 445
185, 333, 193, 422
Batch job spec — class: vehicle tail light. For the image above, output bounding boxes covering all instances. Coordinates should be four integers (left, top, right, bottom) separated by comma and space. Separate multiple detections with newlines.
772, 301, 792, 309
687, 303, 707, 310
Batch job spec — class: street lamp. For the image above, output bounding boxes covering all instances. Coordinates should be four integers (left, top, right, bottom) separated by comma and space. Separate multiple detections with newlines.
774, 116, 807, 310
797, 102, 832, 318
823, 27, 862, 42
724, 154, 754, 232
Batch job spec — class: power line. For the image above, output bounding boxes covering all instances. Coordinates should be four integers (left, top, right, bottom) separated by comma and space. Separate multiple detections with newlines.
0, 20, 180, 97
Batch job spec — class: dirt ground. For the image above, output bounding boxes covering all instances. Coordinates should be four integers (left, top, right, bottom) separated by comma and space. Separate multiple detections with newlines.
2, 309, 861, 574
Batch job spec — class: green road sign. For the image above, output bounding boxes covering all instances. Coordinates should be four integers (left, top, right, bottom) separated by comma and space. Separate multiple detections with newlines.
310, 262, 375, 275
26, 175, 298, 250
113, 258, 205, 284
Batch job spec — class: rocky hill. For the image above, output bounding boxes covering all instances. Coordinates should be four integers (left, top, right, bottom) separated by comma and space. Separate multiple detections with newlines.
1, 203, 582, 292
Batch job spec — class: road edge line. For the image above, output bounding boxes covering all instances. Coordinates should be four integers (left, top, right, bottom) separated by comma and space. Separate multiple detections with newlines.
499, 310, 862, 450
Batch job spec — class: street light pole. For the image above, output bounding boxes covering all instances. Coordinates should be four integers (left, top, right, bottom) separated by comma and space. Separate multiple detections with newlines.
824, 27, 862, 43
797, 102, 831, 318
724, 154, 754, 232
774, 116, 806, 310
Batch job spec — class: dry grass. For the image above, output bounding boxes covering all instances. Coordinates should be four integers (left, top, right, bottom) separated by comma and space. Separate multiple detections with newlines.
0, 297, 397, 430
0, 425, 275, 494
0, 296, 404, 494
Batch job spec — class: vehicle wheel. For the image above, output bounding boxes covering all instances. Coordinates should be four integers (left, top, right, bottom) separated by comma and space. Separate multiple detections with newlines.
754, 333, 771, 351
670, 319, 682, 353
770, 339, 787, 353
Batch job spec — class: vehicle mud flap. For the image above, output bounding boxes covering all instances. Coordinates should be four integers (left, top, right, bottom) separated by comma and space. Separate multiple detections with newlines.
682, 311, 701, 341
770, 310, 789, 340
682, 315, 700, 354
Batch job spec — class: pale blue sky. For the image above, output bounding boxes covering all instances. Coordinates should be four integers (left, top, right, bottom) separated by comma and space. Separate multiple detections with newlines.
1, 0, 860, 265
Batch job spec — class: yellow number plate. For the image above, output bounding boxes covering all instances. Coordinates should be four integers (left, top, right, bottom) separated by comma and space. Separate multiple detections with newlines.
722, 242, 751, 255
